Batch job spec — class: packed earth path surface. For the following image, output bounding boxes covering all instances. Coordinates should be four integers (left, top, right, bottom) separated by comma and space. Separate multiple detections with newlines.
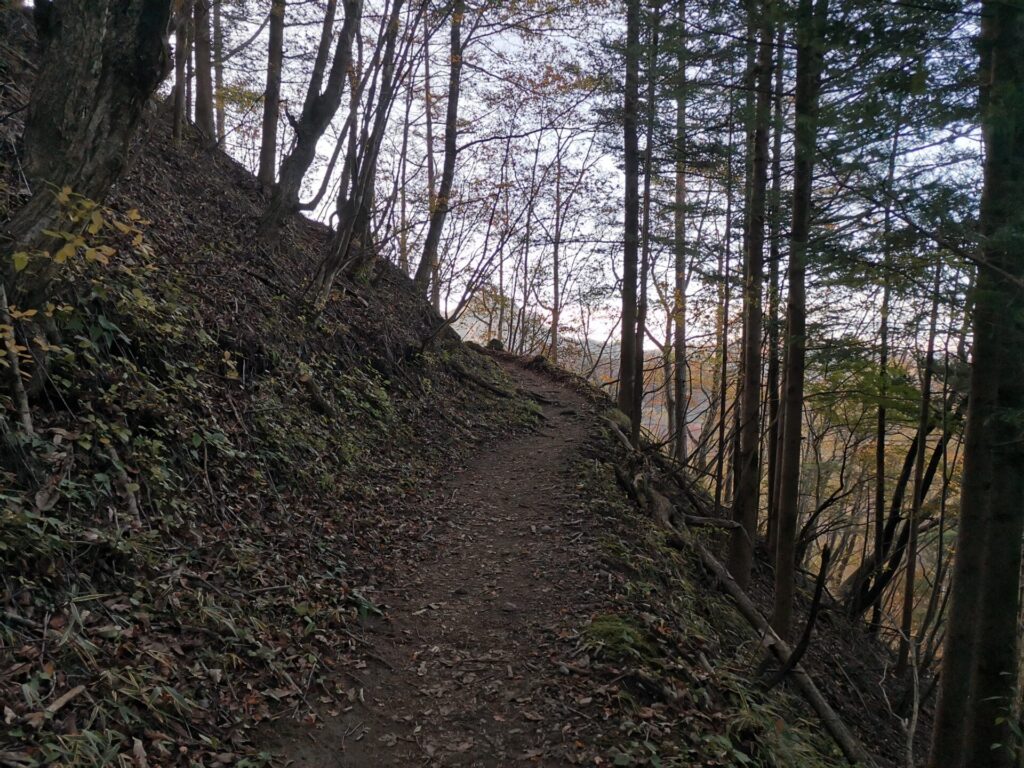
268, 361, 612, 766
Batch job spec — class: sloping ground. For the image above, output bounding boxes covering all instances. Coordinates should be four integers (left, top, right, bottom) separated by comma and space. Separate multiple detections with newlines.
0, 17, 536, 766
0, 13, 922, 768
261, 357, 889, 767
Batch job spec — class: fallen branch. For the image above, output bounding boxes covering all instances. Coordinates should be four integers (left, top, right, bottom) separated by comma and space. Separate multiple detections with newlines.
599, 416, 639, 456
45, 684, 85, 714
682, 514, 741, 530
764, 545, 831, 691
665, 530, 876, 767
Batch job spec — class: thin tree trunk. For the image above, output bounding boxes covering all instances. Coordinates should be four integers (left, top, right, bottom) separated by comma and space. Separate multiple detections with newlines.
551, 156, 562, 363
422, 12, 441, 308
414, 0, 465, 296
713, 84, 737, 515
311, 0, 406, 306
765, 25, 784, 559
213, 0, 225, 142
398, 79, 412, 273
870, 113, 900, 635
634, 4, 661, 443
672, 0, 689, 463
896, 264, 940, 675
173, 0, 194, 143
257, 0, 285, 187
262, 0, 362, 230
617, 0, 642, 435
772, 0, 827, 639
728, 0, 772, 589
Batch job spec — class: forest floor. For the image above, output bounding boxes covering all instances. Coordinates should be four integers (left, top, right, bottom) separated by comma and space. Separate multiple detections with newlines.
0, 14, 923, 764
259, 358, 908, 768
264, 362, 612, 766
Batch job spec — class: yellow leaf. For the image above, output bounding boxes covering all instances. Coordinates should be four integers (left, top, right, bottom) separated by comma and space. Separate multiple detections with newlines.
54, 243, 76, 264
127, 209, 141, 221
87, 210, 104, 235
12, 252, 28, 272
84, 248, 110, 265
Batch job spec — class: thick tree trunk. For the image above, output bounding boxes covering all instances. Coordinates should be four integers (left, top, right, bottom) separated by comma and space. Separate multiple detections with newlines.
728, 0, 773, 589
616, 0, 641, 431
414, 0, 465, 297
257, 0, 286, 189
772, 0, 827, 639
193, 0, 215, 139
5, 0, 171, 306
930, 4, 1024, 764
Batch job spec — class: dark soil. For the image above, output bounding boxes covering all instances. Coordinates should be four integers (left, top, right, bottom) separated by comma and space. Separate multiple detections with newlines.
264, 363, 606, 766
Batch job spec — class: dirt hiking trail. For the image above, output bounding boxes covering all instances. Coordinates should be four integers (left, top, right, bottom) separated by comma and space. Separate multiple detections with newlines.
268, 362, 609, 766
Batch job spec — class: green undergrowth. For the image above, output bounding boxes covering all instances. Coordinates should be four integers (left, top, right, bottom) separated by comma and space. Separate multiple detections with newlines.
571, 442, 848, 768
0, 189, 534, 764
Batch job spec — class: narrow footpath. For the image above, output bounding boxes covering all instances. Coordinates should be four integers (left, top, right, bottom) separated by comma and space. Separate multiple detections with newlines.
270, 363, 609, 766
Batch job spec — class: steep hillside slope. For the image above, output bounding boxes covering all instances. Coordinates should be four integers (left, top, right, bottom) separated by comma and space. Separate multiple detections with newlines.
1, 14, 917, 768
0, 17, 536, 765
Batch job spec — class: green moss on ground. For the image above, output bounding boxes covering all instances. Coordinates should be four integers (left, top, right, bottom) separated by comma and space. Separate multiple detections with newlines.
570, 453, 848, 768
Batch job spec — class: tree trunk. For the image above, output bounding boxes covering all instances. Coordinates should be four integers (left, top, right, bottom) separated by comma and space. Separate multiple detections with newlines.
212, 0, 225, 142
771, 0, 827, 639
422, 12, 441, 308
713, 82, 737, 515
257, 0, 286, 188
172, 0, 194, 143
415, 0, 465, 298
672, 0, 689, 464
263, 0, 362, 229
633, 4, 661, 444
728, 0, 772, 589
398, 58, 413, 274
930, 3, 1024, 764
310, 0, 407, 306
616, 0, 641, 431
193, 0, 215, 139
896, 263, 940, 675
764, 25, 784, 559
870, 112, 900, 635
551, 156, 562, 364
5, 0, 171, 306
